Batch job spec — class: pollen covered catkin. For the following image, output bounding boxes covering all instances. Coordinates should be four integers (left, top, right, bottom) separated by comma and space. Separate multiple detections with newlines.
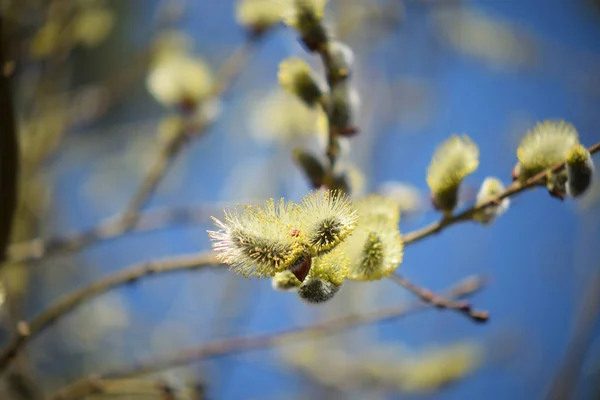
515, 120, 579, 181
208, 190, 357, 279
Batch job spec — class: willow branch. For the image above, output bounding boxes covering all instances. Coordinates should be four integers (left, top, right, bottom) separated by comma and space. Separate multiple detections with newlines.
48, 377, 188, 400
118, 35, 262, 229
403, 142, 600, 246
0, 13, 19, 264
0, 252, 220, 373
7, 203, 222, 264
48, 274, 484, 390
388, 273, 488, 322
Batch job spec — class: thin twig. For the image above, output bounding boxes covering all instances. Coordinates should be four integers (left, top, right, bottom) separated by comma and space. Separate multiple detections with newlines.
118, 35, 262, 229
319, 45, 341, 176
388, 273, 489, 322
0, 252, 220, 373
7, 203, 222, 264
48, 376, 187, 400
403, 142, 600, 246
544, 273, 600, 400
47, 275, 485, 400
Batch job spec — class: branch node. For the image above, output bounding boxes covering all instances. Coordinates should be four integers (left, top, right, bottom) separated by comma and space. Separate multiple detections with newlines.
16, 321, 30, 337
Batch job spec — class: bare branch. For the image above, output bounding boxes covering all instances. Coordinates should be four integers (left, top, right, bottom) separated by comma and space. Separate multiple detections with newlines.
0, 252, 220, 373
388, 273, 489, 323
48, 376, 192, 400
46, 274, 484, 396
7, 204, 221, 264
403, 142, 600, 246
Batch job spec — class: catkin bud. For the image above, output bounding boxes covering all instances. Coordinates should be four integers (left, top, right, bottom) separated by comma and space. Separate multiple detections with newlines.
146, 55, 214, 111
235, 0, 285, 36
328, 82, 360, 136
426, 134, 479, 215
472, 177, 509, 225
283, 0, 329, 51
71, 5, 115, 48
297, 278, 340, 303
325, 41, 354, 82
566, 144, 595, 197
293, 148, 327, 188
278, 58, 324, 107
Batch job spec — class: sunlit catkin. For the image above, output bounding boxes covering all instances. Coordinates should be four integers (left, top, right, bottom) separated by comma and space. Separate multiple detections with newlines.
298, 190, 358, 256
208, 190, 357, 280
208, 199, 307, 278
342, 220, 403, 281
426, 134, 479, 215
515, 120, 579, 181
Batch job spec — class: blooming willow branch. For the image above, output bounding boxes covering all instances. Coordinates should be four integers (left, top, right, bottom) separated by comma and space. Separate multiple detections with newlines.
403, 141, 600, 247
0, 252, 219, 373
48, 274, 485, 399
278, 0, 359, 191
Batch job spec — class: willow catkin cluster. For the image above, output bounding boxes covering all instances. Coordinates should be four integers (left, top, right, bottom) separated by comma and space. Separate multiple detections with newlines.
208, 190, 357, 282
